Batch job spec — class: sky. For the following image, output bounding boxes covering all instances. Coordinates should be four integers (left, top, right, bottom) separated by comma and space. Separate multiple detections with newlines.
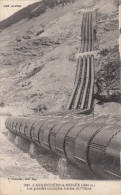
0, 0, 41, 21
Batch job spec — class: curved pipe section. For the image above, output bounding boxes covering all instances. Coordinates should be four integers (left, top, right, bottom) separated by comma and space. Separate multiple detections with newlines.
5, 116, 121, 180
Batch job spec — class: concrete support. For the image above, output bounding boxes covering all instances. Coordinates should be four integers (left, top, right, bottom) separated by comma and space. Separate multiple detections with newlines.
8, 131, 16, 142
57, 157, 96, 179
15, 136, 30, 152
57, 158, 85, 179
29, 142, 39, 158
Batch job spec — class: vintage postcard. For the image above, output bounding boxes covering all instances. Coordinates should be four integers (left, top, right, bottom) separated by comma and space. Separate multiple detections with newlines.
0, 0, 121, 194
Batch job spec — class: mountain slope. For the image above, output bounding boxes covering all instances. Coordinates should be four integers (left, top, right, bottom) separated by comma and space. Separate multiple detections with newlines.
0, 0, 120, 115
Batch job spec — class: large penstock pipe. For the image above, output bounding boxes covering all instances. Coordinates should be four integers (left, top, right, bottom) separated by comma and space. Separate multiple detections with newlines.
5, 116, 121, 179
67, 8, 96, 112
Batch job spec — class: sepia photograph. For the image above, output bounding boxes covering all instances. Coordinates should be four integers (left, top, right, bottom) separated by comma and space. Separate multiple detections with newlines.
0, 0, 121, 193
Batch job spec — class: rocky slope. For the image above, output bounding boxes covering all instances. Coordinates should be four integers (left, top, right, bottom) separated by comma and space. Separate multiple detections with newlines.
0, 0, 120, 115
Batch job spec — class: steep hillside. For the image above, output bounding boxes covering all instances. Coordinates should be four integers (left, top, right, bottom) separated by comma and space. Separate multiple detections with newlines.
0, 0, 120, 115
0, 1, 45, 29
